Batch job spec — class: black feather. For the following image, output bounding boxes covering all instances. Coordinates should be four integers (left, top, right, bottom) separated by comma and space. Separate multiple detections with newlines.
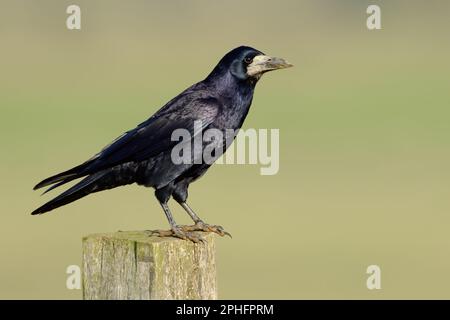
32, 171, 108, 215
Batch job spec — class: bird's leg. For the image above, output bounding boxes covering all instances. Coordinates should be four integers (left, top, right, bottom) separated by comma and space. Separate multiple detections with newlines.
146, 202, 205, 243
178, 202, 231, 238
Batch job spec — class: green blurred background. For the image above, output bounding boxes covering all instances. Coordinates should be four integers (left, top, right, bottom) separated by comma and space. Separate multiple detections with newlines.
1, 0, 449, 299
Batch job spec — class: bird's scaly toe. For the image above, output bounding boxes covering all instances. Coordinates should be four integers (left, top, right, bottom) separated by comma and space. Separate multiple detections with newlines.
181, 222, 232, 238
146, 227, 206, 243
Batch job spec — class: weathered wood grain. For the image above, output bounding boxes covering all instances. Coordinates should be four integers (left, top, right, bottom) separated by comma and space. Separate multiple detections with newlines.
82, 231, 217, 300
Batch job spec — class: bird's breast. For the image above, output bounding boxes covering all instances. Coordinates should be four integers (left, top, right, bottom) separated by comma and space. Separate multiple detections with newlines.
215, 92, 253, 131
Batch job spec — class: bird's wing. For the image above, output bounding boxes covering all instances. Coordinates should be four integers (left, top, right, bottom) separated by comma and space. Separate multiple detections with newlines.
82, 97, 220, 174
33, 96, 220, 191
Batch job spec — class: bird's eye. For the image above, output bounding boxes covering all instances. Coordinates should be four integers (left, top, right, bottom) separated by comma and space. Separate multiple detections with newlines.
244, 57, 253, 64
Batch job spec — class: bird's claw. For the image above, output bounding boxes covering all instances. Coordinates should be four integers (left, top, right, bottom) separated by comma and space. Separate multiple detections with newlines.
181, 221, 232, 238
145, 227, 206, 243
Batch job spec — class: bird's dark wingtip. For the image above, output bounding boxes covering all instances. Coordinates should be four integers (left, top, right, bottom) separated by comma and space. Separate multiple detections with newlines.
33, 168, 84, 191
31, 204, 48, 215
33, 181, 47, 190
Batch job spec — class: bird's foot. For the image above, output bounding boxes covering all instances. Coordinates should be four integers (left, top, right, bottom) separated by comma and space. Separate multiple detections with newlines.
145, 227, 206, 243
180, 221, 232, 238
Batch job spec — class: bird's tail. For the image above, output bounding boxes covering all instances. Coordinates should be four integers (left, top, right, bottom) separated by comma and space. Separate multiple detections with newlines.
33, 160, 96, 191
31, 171, 108, 215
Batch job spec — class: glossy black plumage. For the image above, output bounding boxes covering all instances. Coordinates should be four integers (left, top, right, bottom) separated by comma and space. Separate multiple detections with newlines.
32, 46, 291, 240
32, 46, 265, 216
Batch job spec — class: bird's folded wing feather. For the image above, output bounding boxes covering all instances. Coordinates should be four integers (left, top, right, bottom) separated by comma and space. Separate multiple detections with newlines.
82, 98, 220, 174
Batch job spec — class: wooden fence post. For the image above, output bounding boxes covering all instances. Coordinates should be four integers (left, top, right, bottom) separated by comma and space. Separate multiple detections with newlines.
82, 231, 217, 300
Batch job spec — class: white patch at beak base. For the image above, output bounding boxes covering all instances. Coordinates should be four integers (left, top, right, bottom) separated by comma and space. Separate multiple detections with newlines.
247, 55, 293, 77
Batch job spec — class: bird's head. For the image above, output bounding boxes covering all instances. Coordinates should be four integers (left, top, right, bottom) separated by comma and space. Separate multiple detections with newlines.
208, 46, 293, 84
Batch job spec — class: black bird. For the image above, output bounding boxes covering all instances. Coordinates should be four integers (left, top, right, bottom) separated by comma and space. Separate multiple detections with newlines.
32, 46, 292, 242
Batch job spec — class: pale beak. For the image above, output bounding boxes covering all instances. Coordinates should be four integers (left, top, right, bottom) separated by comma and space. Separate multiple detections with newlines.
247, 54, 293, 77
